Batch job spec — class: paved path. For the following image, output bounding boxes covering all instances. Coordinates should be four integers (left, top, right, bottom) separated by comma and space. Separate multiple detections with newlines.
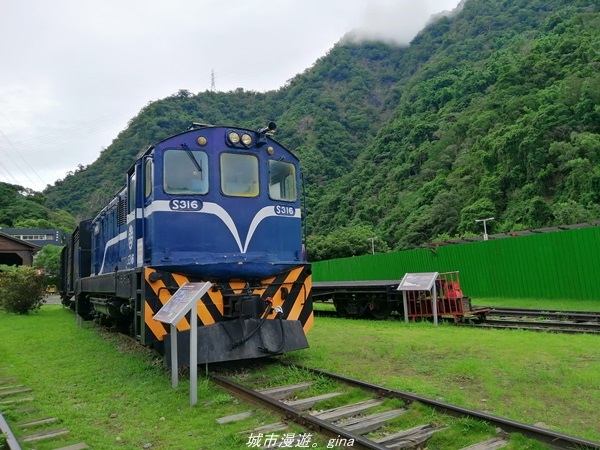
44, 294, 62, 305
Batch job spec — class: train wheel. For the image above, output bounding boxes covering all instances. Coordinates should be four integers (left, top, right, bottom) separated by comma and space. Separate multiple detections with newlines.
333, 300, 350, 317
368, 302, 391, 320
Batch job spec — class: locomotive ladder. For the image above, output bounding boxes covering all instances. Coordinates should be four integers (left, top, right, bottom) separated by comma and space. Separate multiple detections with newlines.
134, 269, 143, 341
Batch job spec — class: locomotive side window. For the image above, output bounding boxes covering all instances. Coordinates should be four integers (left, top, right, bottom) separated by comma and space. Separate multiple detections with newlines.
163, 149, 208, 194
268, 160, 297, 201
144, 158, 153, 198
128, 173, 136, 213
221, 153, 259, 197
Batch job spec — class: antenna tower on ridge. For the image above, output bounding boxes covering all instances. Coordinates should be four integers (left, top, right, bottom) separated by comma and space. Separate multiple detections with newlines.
210, 69, 216, 92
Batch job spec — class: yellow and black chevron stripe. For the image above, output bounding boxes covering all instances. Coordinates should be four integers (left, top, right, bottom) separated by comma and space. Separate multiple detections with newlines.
141, 265, 313, 346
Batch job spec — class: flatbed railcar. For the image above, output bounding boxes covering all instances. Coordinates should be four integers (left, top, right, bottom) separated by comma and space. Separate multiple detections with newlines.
313, 272, 489, 321
59, 122, 313, 364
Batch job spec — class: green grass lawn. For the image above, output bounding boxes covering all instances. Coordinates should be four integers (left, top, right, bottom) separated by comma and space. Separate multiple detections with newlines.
1, 305, 598, 449
290, 315, 600, 445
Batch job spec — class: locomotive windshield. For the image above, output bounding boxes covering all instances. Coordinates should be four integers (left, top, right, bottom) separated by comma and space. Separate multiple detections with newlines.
163, 149, 208, 194
269, 160, 297, 201
221, 153, 259, 197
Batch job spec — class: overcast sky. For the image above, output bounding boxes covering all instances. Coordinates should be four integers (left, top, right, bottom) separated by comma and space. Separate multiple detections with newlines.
0, 0, 462, 192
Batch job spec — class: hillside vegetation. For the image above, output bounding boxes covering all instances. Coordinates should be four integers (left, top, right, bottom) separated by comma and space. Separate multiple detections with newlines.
28, 0, 599, 261
0, 182, 75, 232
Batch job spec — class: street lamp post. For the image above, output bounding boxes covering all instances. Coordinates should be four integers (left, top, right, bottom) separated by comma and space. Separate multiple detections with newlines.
475, 217, 494, 241
367, 237, 376, 255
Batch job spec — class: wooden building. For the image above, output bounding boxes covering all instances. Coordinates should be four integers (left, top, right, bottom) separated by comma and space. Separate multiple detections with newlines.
0, 231, 41, 267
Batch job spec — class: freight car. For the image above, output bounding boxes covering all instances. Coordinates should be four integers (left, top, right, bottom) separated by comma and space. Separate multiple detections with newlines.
313, 272, 489, 321
59, 122, 313, 364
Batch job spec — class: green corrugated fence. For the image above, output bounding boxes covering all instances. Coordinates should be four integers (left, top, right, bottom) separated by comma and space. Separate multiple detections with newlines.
311, 226, 600, 300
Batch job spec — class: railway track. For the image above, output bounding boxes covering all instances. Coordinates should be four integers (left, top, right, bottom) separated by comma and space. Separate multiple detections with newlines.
481, 306, 600, 321
459, 319, 600, 334
315, 306, 600, 334
463, 307, 600, 334
211, 362, 600, 449
0, 371, 89, 450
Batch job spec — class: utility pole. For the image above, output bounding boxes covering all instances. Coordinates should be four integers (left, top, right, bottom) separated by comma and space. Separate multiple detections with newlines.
367, 237, 376, 255
475, 217, 494, 241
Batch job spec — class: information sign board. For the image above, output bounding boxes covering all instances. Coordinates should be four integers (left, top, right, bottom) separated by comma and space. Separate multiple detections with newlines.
153, 282, 212, 325
396, 272, 439, 292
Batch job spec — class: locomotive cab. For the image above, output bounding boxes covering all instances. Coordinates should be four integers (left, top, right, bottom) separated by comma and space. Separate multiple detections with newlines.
136, 123, 304, 280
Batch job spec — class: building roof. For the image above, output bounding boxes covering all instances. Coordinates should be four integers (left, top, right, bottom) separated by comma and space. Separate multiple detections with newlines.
0, 231, 42, 251
1, 228, 67, 235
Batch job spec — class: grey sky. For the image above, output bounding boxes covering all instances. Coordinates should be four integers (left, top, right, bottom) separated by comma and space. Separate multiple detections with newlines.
0, 0, 461, 192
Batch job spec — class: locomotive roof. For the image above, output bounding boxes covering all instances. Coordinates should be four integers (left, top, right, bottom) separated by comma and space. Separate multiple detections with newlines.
132, 123, 294, 165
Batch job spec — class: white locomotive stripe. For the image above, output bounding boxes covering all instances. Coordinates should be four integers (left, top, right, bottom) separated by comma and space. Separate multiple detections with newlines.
97, 201, 300, 273
200, 202, 244, 252
142, 201, 243, 251
99, 230, 128, 274
97, 214, 139, 274
243, 206, 301, 253
144, 200, 299, 253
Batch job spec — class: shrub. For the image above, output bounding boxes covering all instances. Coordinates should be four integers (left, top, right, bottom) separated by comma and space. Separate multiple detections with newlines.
0, 265, 45, 314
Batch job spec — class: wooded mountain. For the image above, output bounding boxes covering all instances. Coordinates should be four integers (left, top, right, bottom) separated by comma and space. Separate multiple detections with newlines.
0, 182, 75, 233
36, 0, 599, 261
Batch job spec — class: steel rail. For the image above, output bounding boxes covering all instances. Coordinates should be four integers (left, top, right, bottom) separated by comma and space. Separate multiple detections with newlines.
291, 365, 600, 450
316, 309, 600, 332
460, 319, 600, 334
0, 410, 21, 450
209, 373, 389, 450
484, 306, 600, 315
484, 308, 600, 322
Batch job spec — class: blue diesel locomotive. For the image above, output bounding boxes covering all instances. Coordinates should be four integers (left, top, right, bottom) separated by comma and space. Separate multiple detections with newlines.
60, 123, 313, 364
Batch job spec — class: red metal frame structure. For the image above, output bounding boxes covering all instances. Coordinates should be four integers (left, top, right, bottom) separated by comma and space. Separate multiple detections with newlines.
405, 272, 472, 321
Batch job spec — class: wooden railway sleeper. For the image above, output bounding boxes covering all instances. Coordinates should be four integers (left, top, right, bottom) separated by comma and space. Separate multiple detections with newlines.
210, 373, 391, 450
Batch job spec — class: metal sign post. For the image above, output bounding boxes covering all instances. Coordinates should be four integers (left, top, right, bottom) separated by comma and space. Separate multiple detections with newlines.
189, 298, 198, 405
402, 291, 409, 323
432, 283, 439, 326
170, 324, 178, 387
153, 281, 212, 406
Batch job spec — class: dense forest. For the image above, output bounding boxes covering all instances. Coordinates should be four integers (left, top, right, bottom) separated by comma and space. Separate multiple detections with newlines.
3, 0, 599, 262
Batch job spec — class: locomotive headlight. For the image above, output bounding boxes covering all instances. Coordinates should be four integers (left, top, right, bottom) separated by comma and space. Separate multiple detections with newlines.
241, 133, 252, 146
267, 146, 275, 155
197, 136, 207, 146
228, 131, 240, 144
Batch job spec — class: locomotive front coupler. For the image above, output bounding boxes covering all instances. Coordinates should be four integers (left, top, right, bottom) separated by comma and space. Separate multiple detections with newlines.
222, 292, 266, 320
